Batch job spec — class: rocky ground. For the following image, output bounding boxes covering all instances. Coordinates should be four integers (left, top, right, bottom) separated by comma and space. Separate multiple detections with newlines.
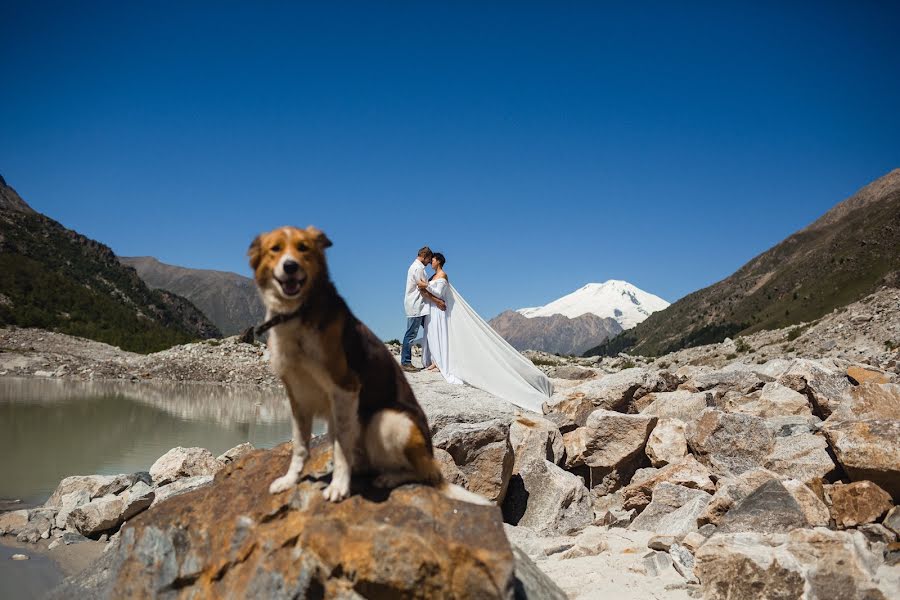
1, 286, 899, 598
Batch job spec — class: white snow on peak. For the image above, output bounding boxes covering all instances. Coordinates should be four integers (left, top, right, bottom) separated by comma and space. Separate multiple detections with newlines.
517, 280, 669, 330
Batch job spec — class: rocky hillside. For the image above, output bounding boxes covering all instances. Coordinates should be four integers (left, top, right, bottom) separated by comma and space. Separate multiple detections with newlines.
0, 175, 220, 352
120, 256, 265, 336
490, 310, 623, 356
588, 169, 900, 357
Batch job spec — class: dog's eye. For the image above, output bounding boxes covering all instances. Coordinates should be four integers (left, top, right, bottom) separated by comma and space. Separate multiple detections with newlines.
270, 245, 282, 253
297, 243, 309, 252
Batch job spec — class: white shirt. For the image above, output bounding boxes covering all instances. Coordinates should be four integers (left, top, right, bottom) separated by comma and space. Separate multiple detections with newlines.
404, 259, 429, 317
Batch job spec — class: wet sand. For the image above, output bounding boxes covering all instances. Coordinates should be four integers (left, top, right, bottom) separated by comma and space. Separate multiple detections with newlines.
0, 536, 104, 600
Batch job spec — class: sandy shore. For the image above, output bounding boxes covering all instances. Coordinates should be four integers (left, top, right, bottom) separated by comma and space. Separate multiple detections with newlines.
0, 535, 104, 600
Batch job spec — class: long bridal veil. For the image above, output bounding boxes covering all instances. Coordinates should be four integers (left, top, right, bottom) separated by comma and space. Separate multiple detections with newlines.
446, 283, 553, 413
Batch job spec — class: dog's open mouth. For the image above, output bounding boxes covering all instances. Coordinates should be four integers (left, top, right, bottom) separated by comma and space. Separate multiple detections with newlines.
276, 277, 304, 297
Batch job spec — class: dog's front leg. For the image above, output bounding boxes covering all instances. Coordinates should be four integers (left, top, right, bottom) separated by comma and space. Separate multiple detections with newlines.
322, 387, 359, 502
269, 387, 313, 494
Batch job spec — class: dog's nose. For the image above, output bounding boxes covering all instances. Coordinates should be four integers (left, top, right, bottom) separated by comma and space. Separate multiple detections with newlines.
283, 260, 300, 275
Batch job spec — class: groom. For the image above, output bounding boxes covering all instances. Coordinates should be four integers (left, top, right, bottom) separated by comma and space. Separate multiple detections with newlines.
401, 245, 442, 372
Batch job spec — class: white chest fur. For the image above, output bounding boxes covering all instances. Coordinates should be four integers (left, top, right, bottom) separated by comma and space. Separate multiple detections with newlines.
268, 320, 335, 394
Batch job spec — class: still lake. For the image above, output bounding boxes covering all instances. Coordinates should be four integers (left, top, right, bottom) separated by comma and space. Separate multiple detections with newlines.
0, 377, 314, 505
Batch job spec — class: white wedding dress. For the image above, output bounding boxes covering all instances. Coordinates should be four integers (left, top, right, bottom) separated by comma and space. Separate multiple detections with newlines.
422, 278, 553, 413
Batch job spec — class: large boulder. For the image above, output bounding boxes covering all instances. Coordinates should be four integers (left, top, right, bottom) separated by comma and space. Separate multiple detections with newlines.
433, 419, 515, 504
508, 414, 565, 466
53, 442, 517, 599
695, 528, 891, 600
777, 358, 853, 419
728, 382, 812, 418
503, 457, 593, 535
628, 483, 711, 537
622, 455, 715, 513
782, 479, 831, 528
639, 390, 711, 422
0, 509, 29, 535
717, 480, 810, 534
698, 468, 779, 526
687, 409, 774, 477
45, 475, 117, 508
829, 481, 894, 529
546, 368, 658, 423
563, 410, 656, 470
66, 482, 154, 537
823, 419, 900, 499
151, 475, 215, 508
826, 382, 900, 423
763, 431, 837, 484
149, 447, 224, 486
645, 418, 688, 467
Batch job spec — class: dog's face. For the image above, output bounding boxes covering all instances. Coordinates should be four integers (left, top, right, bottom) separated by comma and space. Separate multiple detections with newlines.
249, 226, 332, 311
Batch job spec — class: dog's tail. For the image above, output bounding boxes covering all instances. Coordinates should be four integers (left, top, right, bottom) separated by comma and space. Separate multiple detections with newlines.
437, 480, 493, 506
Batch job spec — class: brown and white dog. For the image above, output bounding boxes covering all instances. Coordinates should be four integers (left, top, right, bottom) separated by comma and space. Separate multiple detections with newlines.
249, 226, 487, 504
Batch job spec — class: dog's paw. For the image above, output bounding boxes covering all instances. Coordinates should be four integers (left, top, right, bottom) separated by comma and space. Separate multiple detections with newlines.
268, 473, 299, 494
322, 476, 350, 502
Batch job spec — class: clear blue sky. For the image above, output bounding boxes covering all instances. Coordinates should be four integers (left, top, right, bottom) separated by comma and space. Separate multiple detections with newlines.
2, 2, 899, 339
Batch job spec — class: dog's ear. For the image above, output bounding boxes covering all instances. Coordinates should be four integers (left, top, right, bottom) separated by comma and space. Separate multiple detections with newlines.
248, 235, 263, 270
306, 226, 333, 250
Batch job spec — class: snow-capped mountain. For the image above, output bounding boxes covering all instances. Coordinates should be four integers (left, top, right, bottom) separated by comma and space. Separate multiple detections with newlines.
517, 280, 669, 330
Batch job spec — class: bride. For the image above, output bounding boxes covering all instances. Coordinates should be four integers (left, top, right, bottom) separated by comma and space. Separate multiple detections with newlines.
418, 252, 552, 413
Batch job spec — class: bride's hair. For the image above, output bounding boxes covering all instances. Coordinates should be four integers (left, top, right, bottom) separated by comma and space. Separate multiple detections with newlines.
433, 252, 446, 268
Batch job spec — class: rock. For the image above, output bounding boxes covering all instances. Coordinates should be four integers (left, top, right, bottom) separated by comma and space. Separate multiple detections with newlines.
827, 382, 900, 423
645, 418, 688, 467
0, 509, 29, 535
680, 531, 706, 553
54, 489, 92, 529
149, 446, 224, 485
686, 409, 774, 477
547, 365, 597, 380
823, 419, 900, 499
763, 431, 837, 483
687, 369, 764, 394
699, 468, 779, 526
857, 523, 897, 545
648, 534, 677, 551
93, 473, 151, 498
433, 419, 514, 504
217, 442, 255, 464
829, 481, 894, 528
502, 458, 593, 535
696, 528, 889, 600
730, 382, 812, 418
717, 480, 810, 534
622, 455, 716, 512
15, 508, 55, 543
563, 409, 656, 470
698, 523, 717, 537
151, 475, 215, 508
45, 475, 117, 507
782, 479, 830, 527
639, 390, 711, 422
510, 544, 567, 599
669, 543, 697, 583
547, 368, 654, 423
66, 495, 126, 537
433, 448, 468, 487
557, 526, 609, 559
63, 442, 517, 599
11, 554, 29, 561
629, 483, 711, 537
642, 550, 674, 577
885, 506, 900, 537
847, 365, 892, 385
777, 358, 853, 419
508, 414, 565, 466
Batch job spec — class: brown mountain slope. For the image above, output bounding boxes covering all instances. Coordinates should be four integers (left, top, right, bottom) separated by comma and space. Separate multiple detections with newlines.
119, 257, 265, 336
0, 175, 220, 352
588, 168, 900, 357
489, 310, 623, 355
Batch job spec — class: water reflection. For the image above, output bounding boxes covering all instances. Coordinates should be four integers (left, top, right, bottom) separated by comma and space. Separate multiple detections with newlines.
0, 377, 309, 504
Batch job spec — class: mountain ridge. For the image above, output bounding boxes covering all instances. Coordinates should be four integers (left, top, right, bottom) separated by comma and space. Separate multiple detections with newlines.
587, 168, 900, 357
